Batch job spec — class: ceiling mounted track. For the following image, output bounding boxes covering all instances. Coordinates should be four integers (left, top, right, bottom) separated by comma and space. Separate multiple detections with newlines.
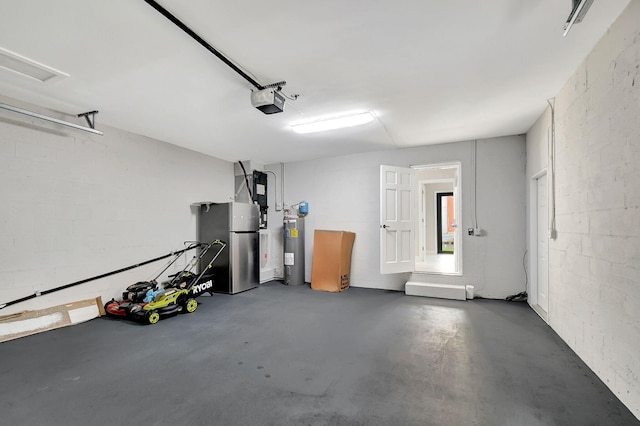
0, 102, 103, 135
563, 0, 595, 36
143, 0, 284, 91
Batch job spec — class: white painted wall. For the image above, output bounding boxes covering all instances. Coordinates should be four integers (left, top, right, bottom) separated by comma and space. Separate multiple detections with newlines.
269, 136, 526, 298
0, 97, 233, 315
526, 0, 640, 418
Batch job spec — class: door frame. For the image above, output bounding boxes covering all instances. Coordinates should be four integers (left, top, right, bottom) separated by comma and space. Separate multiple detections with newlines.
418, 178, 455, 261
412, 162, 462, 276
529, 169, 549, 322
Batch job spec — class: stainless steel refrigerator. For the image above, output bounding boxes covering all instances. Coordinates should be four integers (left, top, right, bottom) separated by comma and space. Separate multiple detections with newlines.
197, 202, 259, 294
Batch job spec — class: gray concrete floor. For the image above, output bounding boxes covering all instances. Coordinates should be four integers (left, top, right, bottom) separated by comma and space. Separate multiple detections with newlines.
1, 281, 637, 426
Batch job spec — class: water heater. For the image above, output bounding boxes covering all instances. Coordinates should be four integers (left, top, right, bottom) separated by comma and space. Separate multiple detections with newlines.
283, 216, 305, 286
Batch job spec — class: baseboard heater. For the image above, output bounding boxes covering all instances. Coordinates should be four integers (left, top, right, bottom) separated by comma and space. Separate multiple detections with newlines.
405, 282, 473, 301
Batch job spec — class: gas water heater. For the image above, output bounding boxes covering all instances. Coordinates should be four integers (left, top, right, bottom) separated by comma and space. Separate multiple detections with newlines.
283, 202, 308, 286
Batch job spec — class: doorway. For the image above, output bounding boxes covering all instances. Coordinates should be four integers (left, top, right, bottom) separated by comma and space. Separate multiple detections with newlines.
530, 171, 549, 318
414, 163, 461, 275
436, 192, 454, 254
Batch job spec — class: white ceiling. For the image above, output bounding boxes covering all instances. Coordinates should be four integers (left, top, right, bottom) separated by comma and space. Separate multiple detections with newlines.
0, 0, 631, 164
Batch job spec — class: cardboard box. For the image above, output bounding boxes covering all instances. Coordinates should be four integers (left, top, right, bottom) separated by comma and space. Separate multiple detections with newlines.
311, 230, 356, 292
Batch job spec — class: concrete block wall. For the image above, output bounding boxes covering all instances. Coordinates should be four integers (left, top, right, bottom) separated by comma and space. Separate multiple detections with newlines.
272, 135, 526, 298
0, 97, 233, 315
526, 0, 640, 418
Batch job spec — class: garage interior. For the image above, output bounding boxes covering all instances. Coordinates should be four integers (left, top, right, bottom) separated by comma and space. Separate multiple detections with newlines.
1, 1, 639, 425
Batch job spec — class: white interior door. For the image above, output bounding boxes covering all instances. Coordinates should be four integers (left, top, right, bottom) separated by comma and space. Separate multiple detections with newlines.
536, 173, 549, 313
380, 165, 415, 274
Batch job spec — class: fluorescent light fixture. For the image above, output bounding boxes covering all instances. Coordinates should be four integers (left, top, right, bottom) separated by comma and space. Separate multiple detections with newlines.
563, 0, 595, 37
292, 111, 375, 134
0, 46, 69, 83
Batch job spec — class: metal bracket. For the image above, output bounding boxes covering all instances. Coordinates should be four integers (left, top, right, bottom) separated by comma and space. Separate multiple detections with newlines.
262, 81, 287, 90
77, 110, 99, 129
260, 81, 299, 101
0, 102, 103, 135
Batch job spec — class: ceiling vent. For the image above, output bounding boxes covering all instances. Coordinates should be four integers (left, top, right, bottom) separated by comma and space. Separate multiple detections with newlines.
0, 47, 69, 83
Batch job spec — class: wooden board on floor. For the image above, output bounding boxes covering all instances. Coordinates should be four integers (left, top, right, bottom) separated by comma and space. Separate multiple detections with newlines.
0, 297, 104, 343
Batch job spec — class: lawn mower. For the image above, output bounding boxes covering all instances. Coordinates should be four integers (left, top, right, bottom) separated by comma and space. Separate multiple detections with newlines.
124, 242, 201, 303
105, 240, 226, 324
104, 242, 201, 318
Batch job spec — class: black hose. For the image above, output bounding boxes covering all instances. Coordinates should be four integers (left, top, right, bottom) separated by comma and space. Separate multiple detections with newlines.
0, 245, 200, 310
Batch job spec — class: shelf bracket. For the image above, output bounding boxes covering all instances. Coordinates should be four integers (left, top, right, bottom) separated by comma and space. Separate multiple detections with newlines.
0, 102, 103, 135
77, 110, 99, 129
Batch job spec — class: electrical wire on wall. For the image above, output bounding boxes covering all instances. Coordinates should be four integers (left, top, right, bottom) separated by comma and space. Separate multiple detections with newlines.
523, 249, 528, 289
282, 162, 286, 208
547, 99, 557, 240
505, 249, 529, 302
472, 139, 479, 230
264, 170, 282, 211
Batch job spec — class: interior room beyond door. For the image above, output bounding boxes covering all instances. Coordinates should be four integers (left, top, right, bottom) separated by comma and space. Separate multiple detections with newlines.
436, 192, 455, 254
414, 163, 461, 275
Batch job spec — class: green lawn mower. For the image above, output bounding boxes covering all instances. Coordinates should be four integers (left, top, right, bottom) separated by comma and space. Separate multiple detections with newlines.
110, 240, 226, 324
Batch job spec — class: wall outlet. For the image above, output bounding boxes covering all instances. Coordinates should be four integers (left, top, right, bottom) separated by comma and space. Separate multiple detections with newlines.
474, 228, 482, 236
468, 228, 474, 236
